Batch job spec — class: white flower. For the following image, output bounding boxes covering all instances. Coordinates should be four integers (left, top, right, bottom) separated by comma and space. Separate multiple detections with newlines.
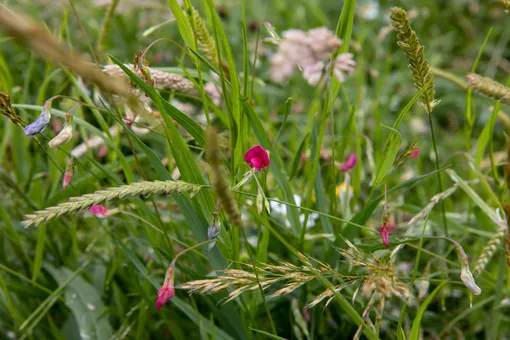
333, 53, 356, 83
270, 27, 346, 84
359, 1, 380, 20
302, 61, 325, 86
270, 194, 319, 229
48, 124, 73, 148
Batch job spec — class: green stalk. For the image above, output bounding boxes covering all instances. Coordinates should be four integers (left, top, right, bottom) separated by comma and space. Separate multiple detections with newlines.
428, 113, 449, 236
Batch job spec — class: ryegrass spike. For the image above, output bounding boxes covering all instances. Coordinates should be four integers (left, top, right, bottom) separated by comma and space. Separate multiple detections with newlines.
22, 180, 203, 227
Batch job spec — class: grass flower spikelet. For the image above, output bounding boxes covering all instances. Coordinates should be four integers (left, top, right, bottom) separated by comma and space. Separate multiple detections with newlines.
466, 73, 510, 105
391, 7, 438, 113
22, 180, 203, 227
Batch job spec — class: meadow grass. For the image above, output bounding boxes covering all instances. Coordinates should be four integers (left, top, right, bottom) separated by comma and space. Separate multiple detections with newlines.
0, 0, 509, 339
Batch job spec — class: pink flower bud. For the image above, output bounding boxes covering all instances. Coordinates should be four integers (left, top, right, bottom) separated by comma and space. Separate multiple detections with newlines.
62, 158, 73, 189
244, 145, 270, 171
156, 264, 175, 310
338, 153, 358, 171
409, 147, 420, 159
378, 222, 396, 248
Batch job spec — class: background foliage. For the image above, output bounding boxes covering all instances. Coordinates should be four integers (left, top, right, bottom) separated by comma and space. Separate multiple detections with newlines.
1, 0, 509, 339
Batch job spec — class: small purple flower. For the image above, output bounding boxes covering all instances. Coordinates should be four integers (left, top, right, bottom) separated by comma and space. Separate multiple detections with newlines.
24, 109, 51, 136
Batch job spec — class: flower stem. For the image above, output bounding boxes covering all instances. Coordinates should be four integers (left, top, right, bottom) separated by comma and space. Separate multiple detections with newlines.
428, 113, 449, 236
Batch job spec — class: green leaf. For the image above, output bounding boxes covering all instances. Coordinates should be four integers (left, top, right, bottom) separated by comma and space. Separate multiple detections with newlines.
289, 133, 309, 180
249, 328, 289, 340
409, 281, 447, 340
447, 169, 503, 225
372, 84, 429, 188
45, 264, 113, 340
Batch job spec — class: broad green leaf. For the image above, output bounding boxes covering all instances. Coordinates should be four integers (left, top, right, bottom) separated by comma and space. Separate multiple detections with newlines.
45, 264, 113, 340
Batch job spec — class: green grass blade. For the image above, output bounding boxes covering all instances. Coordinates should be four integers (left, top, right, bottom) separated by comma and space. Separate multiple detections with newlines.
409, 281, 447, 340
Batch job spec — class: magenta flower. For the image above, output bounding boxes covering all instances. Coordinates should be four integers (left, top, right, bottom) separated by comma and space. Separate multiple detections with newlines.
244, 145, 270, 171
379, 222, 396, 248
90, 205, 111, 218
338, 153, 358, 171
156, 264, 175, 310
409, 147, 420, 159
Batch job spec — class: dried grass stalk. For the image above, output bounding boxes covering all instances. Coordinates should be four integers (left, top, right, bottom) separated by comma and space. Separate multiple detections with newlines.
391, 7, 438, 113
466, 73, 510, 105
0, 7, 130, 98
0, 92, 24, 128
180, 255, 331, 303
22, 180, 203, 227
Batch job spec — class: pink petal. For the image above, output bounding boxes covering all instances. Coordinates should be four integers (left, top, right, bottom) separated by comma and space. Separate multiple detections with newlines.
90, 205, 109, 217
156, 285, 175, 310
379, 225, 390, 248
244, 145, 270, 170
251, 157, 263, 170
244, 145, 264, 163
409, 148, 420, 159
339, 153, 358, 171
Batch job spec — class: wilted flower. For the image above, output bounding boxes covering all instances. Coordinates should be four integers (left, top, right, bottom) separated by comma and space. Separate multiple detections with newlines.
24, 104, 51, 136
338, 153, 358, 171
48, 124, 73, 148
379, 221, 396, 248
90, 205, 112, 218
460, 264, 481, 295
156, 261, 176, 310
244, 145, 270, 171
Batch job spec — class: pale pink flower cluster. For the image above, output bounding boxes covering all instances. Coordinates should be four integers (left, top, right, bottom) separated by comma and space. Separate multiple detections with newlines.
270, 27, 356, 86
